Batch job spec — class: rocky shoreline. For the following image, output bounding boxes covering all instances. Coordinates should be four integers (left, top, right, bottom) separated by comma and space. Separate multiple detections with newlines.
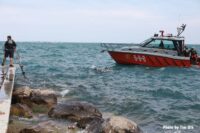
8, 86, 142, 133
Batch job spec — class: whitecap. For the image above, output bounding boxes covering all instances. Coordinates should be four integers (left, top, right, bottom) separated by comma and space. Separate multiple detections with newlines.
90, 65, 112, 72
159, 67, 165, 71
90, 65, 96, 69
94, 67, 112, 72
60, 89, 70, 97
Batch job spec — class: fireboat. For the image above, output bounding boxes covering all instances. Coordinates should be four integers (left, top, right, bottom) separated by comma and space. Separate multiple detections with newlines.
102, 24, 200, 67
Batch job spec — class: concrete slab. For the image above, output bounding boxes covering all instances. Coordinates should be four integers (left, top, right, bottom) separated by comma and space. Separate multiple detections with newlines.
0, 66, 16, 133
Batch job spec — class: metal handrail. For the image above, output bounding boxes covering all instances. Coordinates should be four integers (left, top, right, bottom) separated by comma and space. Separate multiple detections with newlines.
101, 43, 137, 51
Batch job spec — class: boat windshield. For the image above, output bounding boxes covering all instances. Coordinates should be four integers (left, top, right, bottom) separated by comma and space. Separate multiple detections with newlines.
142, 39, 177, 50
139, 38, 152, 46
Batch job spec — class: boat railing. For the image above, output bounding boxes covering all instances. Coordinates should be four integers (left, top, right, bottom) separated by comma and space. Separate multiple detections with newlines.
101, 43, 137, 51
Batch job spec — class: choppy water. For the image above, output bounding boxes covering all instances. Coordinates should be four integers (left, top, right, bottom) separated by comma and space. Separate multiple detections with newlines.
0, 42, 200, 133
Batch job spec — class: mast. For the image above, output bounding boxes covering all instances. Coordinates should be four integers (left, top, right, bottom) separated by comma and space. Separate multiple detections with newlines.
177, 24, 186, 37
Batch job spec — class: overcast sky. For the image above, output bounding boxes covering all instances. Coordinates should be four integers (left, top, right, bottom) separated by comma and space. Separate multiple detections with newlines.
0, 0, 200, 43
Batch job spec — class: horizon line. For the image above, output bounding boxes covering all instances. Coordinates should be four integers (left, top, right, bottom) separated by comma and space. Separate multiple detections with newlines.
0, 40, 199, 45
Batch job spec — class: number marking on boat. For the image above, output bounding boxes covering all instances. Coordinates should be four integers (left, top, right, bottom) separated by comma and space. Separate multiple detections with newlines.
133, 55, 146, 62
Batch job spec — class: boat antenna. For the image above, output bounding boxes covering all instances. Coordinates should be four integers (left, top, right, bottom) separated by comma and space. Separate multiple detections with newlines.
177, 24, 186, 37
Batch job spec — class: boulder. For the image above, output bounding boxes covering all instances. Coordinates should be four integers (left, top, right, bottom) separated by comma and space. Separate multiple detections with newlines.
85, 118, 104, 133
12, 86, 33, 107
20, 121, 64, 133
12, 87, 57, 109
20, 128, 39, 133
48, 101, 102, 128
30, 89, 57, 108
102, 116, 142, 133
10, 103, 33, 118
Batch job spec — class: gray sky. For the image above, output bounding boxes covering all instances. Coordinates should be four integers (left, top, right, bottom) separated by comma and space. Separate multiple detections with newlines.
0, 0, 200, 43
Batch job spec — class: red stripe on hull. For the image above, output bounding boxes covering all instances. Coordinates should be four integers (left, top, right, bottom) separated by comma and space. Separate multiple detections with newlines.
108, 51, 191, 67
165, 58, 175, 66
157, 57, 168, 66
149, 56, 162, 67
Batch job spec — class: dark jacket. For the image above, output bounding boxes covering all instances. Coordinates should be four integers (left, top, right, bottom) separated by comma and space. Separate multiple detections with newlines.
4, 40, 17, 50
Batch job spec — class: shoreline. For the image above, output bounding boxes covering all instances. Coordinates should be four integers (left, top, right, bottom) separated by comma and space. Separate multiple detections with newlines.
8, 86, 142, 133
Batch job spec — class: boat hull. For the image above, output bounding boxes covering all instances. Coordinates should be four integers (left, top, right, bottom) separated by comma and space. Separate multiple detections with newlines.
108, 51, 191, 67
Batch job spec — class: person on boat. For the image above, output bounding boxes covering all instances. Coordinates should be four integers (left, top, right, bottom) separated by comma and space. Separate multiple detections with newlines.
2, 35, 17, 67
189, 48, 198, 64
183, 46, 190, 57
159, 40, 164, 49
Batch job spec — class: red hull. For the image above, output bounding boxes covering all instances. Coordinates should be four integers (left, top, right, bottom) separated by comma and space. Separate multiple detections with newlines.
108, 51, 191, 67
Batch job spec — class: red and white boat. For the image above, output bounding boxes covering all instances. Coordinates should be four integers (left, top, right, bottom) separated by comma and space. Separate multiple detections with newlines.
102, 24, 200, 67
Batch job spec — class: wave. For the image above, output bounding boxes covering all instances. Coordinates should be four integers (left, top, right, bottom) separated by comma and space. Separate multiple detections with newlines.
90, 65, 112, 72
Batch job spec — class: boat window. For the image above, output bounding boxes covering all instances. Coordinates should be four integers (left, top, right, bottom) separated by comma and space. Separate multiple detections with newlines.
163, 40, 175, 50
144, 39, 176, 50
139, 38, 152, 46
144, 39, 162, 48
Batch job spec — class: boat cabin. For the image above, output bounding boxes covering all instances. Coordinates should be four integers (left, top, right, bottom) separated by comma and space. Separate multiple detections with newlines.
141, 36, 185, 56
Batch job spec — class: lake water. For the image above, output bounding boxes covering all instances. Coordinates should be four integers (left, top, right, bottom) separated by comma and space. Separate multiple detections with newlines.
0, 42, 200, 133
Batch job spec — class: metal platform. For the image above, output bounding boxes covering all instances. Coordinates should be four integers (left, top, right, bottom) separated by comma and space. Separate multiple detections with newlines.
0, 65, 16, 133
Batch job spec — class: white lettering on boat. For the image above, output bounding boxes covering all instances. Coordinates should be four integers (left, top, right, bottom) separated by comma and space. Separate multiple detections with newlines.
125, 54, 130, 59
133, 55, 146, 62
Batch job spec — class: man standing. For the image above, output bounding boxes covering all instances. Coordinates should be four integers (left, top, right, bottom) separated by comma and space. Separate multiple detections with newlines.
2, 35, 17, 67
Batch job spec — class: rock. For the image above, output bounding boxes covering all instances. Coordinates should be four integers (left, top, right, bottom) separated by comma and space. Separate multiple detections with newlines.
77, 117, 103, 129
102, 116, 142, 133
48, 101, 102, 128
85, 118, 104, 133
12, 86, 57, 109
30, 89, 57, 108
10, 103, 33, 118
20, 128, 39, 133
12, 86, 33, 107
20, 120, 64, 133
7, 119, 30, 133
